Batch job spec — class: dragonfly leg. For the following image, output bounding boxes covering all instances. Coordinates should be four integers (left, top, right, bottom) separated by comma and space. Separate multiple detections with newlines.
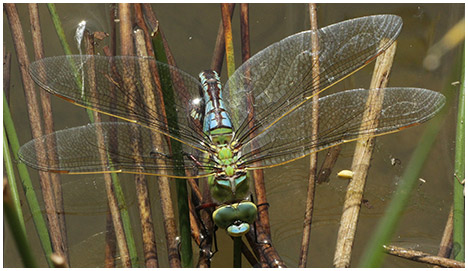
185, 153, 205, 168
194, 201, 218, 258
212, 226, 219, 257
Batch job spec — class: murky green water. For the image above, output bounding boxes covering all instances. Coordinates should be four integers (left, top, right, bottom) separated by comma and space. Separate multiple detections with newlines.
4, 3, 463, 267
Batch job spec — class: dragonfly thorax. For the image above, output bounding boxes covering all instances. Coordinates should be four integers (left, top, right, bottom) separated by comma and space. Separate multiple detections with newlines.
216, 145, 235, 165
209, 170, 249, 203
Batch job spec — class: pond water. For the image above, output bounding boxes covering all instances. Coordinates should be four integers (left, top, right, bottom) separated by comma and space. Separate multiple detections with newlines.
3, 3, 463, 268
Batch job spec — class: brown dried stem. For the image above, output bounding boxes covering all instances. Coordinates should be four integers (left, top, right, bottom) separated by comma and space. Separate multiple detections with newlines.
298, 3, 319, 267
188, 179, 213, 268
104, 6, 118, 267
240, 4, 250, 63
210, 3, 235, 73
141, 4, 175, 67
109, 4, 117, 56
104, 211, 117, 267
238, 4, 271, 239
240, 240, 260, 267
437, 205, 454, 258
5, 3, 67, 262
134, 28, 181, 267
246, 225, 286, 267
3, 49, 11, 103
333, 41, 397, 268
133, 7, 162, 268
28, 5, 69, 263
384, 245, 465, 268
119, 3, 134, 56
317, 145, 342, 183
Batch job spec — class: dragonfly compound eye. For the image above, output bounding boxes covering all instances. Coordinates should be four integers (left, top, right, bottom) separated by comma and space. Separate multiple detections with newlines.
212, 201, 258, 237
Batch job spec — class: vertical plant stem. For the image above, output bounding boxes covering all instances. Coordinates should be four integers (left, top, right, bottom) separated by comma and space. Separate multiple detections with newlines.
221, 3, 236, 77
104, 6, 118, 267
3, 50, 11, 103
233, 237, 243, 267
5, 3, 67, 263
109, 3, 117, 56
240, 4, 250, 63
3, 91, 53, 267
246, 224, 286, 267
46, 4, 73, 55
452, 48, 465, 262
298, 4, 319, 267
334, 41, 397, 268
4, 179, 37, 268
143, 5, 196, 267
28, 5, 69, 263
3, 53, 25, 233
104, 211, 117, 267
239, 4, 271, 240
240, 241, 260, 267
133, 28, 163, 268
109, 172, 135, 267
211, 3, 235, 73
47, 2, 93, 121
4, 127, 26, 233
187, 176, 213, 267
437, 205, 454, 258
119, 3, 134, 56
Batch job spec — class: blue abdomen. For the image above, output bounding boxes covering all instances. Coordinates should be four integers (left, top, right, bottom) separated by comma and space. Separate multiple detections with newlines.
199, 70, 233, 134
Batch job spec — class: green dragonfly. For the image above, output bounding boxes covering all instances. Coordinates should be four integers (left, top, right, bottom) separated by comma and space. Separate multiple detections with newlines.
19, 15, 445, 237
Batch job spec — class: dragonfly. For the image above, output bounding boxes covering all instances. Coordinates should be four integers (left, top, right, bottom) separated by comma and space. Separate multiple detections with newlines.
19, 15, 445, 237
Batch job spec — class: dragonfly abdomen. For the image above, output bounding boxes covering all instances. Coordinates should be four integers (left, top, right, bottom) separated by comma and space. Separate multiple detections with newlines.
199, 70, 233, 141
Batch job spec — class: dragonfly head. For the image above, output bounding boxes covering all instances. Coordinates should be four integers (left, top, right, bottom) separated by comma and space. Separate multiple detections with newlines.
212, 201, 257, 237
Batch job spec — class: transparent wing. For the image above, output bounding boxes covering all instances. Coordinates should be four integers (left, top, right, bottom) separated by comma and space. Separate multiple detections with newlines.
18, 122, 215, 178
224, 15, 403, 147
237, 88, 445, 168
29, 55, 209, 153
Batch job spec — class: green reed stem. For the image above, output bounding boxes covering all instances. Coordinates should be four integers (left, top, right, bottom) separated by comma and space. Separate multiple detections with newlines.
453, 48, 465, 262
4, 185, 37, 267
47, 4, 72, 56
47, 3, 94, 122
3, 127, 26, 233
233, 237, 242, 267
152, 31, 193, 267
110, 171, 139, 266
3, 92, 53, 267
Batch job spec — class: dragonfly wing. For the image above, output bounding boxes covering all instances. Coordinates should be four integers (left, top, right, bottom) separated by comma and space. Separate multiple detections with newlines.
238, 88, 445, 168
224, 15, 402, 146
29, 55, 209, 153
18, 122, 215, 178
